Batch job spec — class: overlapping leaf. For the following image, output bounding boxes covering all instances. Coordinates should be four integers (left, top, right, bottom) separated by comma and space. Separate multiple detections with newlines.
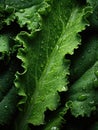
0, 0, 95, 130
67, 35, 98, 117
0, 57, 19, 125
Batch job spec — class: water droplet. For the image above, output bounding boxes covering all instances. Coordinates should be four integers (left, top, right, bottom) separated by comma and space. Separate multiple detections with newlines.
19, 9, 25, 13
25, 14, 32, 19
77, 94, 87, 101
89, 100, 94, 106
60, 2, 63, 6
61, 86, 66, 91
41, 45, 43, 49
80, 106, 84, 109
5, 5, 9, 9
40, 53, 42, 57
41, 41, 44, 44
56, 45, 59, 50
94, 78, 98, 88
51, 47, 53, 51
41, 64, 44, 68
5, 105, 8, 109
82, 86, 86, 91
56, 76, 59, 80
51, 126, 58, 130
94, 70, 98, 77
26, 21, 31, 24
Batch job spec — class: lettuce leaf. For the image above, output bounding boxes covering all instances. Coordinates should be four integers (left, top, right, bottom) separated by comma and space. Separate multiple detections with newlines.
0, 0, 95, 130
0, 56, 19, 125
67, 35, 98, 117
13, 0, 91, 129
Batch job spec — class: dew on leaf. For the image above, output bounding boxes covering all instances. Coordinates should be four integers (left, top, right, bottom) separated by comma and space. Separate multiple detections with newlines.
89, 100, 95, 106
51, 126, 59, 130
4, 105, 8, 109
41, 41, 44, 44
77, 94, 87, 101
80, 106, 84, 109
56, 45, 59, 50
50, 47, 53, 51
25, 14, 32, 19
61, 86, 66, 91
40, 64, 44, 68
5, 5, 9, 9
60, 2, 63, 6
40, 53, 42, 57
26, 21, 31, 24
94, 70, 98, 77
94, 78, 98, 88
40, 45, 43, 49
19, 9, 25, 13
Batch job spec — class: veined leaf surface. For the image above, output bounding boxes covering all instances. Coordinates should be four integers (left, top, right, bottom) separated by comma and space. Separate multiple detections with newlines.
14, 0, 91, 129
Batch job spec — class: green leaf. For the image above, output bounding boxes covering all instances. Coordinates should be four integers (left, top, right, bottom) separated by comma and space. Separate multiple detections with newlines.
68, 36, 98, 117
0, 87, 18, 125
5, 0, 43, 10
0, 57, 19, 125
0, 34, 10, 53
0, 28, 21, 60
70, 35, 98, 81
68, 62, 98, 117
43, 104, 69, 130
87, 0, 98, 29
14, 0, 91, 129
15, 1, 51, 33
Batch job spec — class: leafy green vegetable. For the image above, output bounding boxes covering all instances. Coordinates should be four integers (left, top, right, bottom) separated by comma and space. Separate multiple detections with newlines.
68, 61, 98, 117
14, 0, 91, 129
0, 0, 98, 130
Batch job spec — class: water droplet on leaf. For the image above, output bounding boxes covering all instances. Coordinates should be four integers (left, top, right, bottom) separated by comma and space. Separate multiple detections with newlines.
51, 126, 58, 130
25, 14, 32, 19
19, 9, 25, 13
89, 100, 94, 106
26, 21, 31, 24
94, 78, 98, 88
77, 94, 87, 101
41, 64, 44, 68
94, 70, 98, 77
56, 45, 59, 50
4, 105, 8, 109
5, 5, 9, 9
80, 106, 84, 109
82, 86, 87, 92
41, 45, 43, 49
